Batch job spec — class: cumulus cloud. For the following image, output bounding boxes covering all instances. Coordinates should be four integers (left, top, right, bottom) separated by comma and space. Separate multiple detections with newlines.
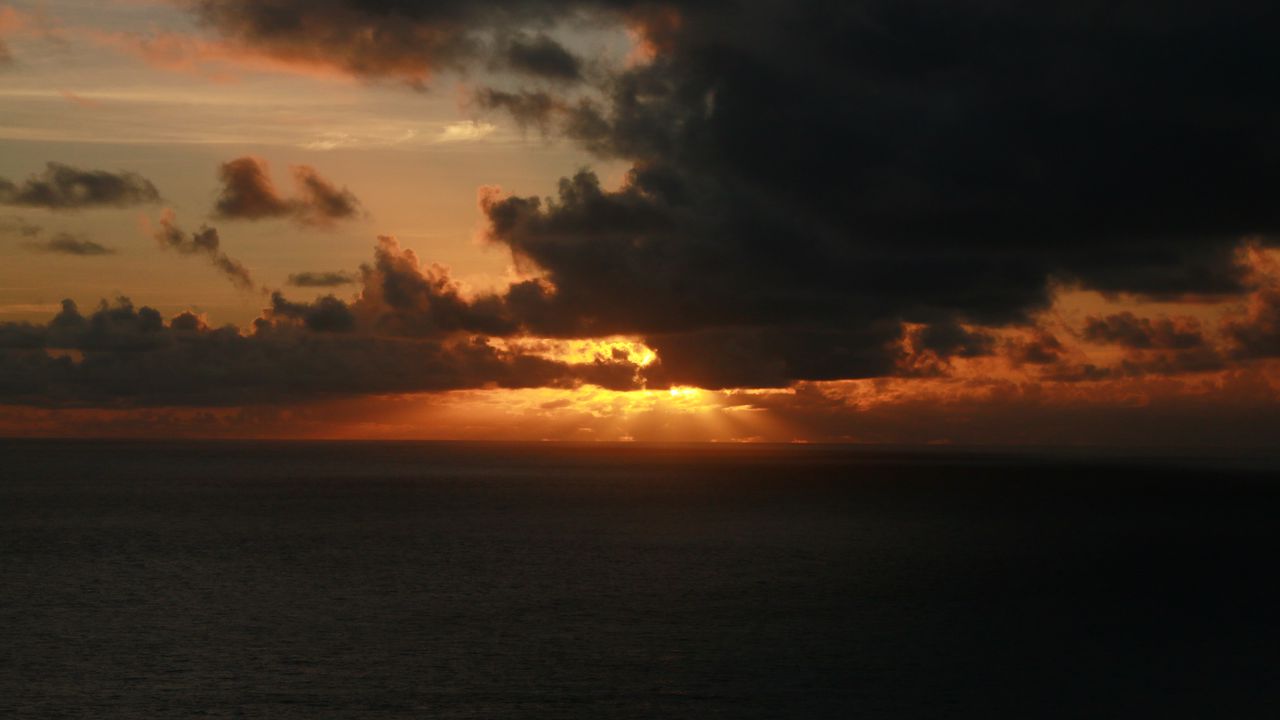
0, 162, 160, 210
213, 156, 362, 226
152, 210, 255, 290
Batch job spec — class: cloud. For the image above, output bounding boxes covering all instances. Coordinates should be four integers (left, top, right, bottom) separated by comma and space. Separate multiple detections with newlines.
4, 217, 115, 256
500, 33, 582, 80
474, 88, 561, 132
0, 215, 42, 238
212, 156, 290, 219
0, 162, 160, 210
152, 209, 255, 290
287, 271, 359, 287
188, 1, 607, 86
264, 292, 357, 333
22, 232, 116, 256
1083, 313, 1206, 350
0, 295, 642, 407
1225, 287, 1280, 359
213, 156, 362, 226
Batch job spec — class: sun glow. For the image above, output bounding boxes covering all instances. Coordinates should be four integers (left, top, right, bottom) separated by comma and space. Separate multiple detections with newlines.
497, 336, 658, 367
299, 384, 797, 442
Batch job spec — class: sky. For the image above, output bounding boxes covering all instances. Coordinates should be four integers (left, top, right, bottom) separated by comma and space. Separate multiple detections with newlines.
2, 0, 1279, 444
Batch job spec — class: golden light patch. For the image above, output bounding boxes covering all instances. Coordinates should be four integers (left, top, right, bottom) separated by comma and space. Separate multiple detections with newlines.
497, 336, 658, 367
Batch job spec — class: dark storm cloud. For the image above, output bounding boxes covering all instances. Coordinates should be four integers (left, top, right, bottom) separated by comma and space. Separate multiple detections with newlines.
287, 271, 359, 287
152, 210, 255, 290
909, 321, 996, 359
500, 33, 581, 80
213, 157, 362, 226
22, 232, 116, 256
0, 162, 160, 209
0, 296, 642, 407
463, 0, 1280, 386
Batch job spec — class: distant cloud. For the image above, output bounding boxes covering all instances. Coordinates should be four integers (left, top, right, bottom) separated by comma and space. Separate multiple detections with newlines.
151, 209, 254, 290
0, 215, 42, 238
0, 295, 642, 407
23, 232, 115, 256
213, 156, 362, 226
0, 162, 160, 210
287, 271, 358, 288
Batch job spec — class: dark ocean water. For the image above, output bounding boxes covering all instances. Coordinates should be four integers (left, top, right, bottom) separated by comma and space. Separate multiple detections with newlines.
1, 440, 1278, 718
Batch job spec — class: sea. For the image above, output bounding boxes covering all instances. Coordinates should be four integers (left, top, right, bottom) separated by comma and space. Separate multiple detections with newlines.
2, 440, 1278, 718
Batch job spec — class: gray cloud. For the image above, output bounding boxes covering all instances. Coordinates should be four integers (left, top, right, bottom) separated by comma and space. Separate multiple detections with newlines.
501, 33, 581, 80
0, 162, 160, 209
0, 295, 642, 407
287, 271, 359, 287
152, 210, 255, 290
192, 0, 607, 86
23, 232, 116, 256
213, 156, 362, 226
